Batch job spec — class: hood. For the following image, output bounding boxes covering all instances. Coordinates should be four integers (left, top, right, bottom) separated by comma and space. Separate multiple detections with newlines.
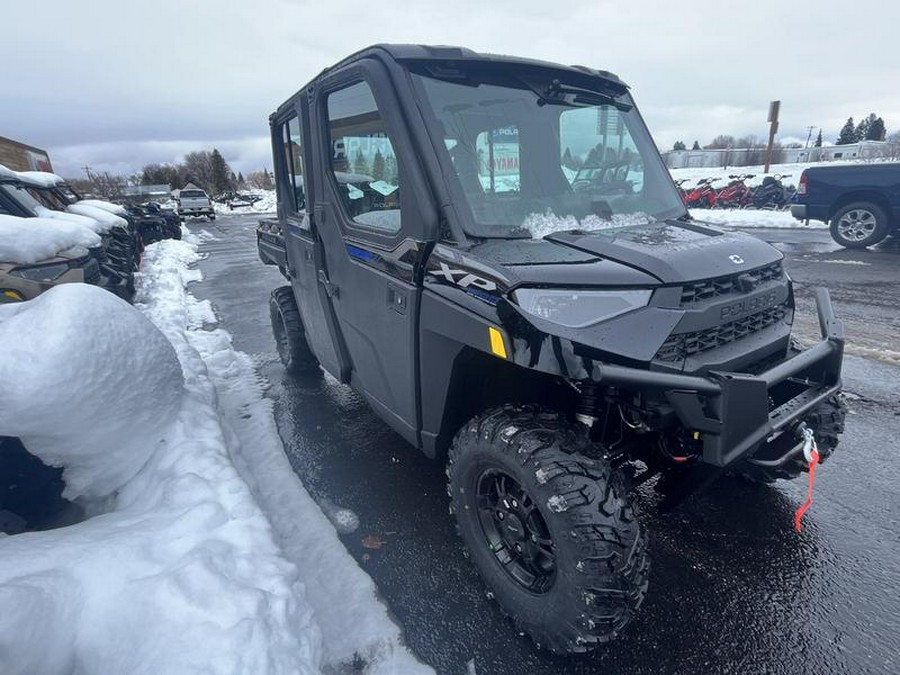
543, 219, 782, 284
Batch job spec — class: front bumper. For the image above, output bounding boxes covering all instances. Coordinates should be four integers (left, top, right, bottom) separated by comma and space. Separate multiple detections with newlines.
590, 288, 843, 468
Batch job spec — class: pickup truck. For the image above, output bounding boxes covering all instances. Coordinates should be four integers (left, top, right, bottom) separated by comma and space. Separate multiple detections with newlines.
176, 186, 215, 221
791, 163, 900, 247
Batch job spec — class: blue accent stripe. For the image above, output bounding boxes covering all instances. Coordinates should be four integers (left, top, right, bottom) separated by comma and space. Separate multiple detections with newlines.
346, 244, 380, 264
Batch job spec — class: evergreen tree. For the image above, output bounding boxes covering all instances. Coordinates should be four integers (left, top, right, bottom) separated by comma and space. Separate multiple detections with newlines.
855, 113, 876, 142
672, 141, 686, 151
691, 141, 701, 150
237, 171, 245, 186
837, 118, 856, 145
209, 148, 232, 195
372, 149, 385, 181
814, 130, 823, 147
867, 117, 886, 141
561, 147, 578, 169
353, 150, 370, 176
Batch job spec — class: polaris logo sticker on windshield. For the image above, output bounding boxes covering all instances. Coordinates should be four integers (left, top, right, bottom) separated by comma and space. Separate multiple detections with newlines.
431, 262, 497, 291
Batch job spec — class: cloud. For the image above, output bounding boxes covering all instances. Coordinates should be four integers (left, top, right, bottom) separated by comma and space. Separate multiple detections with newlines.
3, 0, 898, 177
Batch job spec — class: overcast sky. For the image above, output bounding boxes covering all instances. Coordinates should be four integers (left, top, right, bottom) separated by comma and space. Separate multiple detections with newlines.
3, 0, 898, 179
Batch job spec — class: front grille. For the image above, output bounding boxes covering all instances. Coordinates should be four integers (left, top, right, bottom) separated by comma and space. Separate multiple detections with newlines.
656, 303, 789, 362
680, 261, 783, 305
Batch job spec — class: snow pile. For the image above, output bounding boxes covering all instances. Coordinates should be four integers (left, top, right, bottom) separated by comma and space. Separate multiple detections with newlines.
140, 233, 432, 673
522, 210, 654, 238
690, 208, 827, 229
214, 190, 277, 215
67, 203, 128, 230
0, 285, 182, 499
0, 285, 320, 672
0, 214, 100, 263
0, 232, 430, 675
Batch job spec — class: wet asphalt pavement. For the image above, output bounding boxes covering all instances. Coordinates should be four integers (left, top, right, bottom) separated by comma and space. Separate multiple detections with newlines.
193, 216, 900, 675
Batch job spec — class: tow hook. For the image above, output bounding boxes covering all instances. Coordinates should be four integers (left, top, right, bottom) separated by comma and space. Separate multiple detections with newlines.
793, 424, 820, 532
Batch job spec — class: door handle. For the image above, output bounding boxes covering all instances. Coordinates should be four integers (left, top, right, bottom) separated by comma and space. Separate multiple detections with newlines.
387, 283, 407, 315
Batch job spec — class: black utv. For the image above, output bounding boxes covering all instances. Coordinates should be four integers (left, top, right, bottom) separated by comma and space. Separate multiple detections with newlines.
257, 45, 845, 653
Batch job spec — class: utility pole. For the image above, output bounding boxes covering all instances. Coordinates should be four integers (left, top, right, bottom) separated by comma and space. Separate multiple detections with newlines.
764, 100, 780, 173
804, 125, 815, 149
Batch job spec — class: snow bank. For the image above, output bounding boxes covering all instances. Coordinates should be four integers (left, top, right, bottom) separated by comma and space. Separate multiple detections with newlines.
141, 233, 431, 673
0, 231, 430, 675
0, 214, 100, 264
690, 208, 828, 229
67, 203, 128, 230
213, 190, 277, 215
0, 285, 183, 499
0, 275, 320, 672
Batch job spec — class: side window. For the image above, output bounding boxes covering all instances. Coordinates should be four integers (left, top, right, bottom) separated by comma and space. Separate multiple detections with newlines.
560, 106, 645, 193
475, 125, 520, 193
283, 115, 306, 213
326, 81, 401, 234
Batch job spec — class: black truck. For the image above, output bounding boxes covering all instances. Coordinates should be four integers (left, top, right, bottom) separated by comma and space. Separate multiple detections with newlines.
791, 162, 900, 247
257, 45, 846, 653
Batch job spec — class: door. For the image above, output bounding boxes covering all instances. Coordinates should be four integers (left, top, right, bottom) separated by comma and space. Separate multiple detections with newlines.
309, 69, 424, 444
273, 108, 342, 378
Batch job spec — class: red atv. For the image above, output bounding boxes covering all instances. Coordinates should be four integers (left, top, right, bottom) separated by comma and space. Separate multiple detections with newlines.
683, 178, 719, 208
716, 174, 754, 209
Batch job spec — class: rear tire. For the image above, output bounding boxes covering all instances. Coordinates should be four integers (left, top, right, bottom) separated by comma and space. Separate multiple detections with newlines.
830, 202, 889, 248
447, 405, 649, 653
735, 394, 846, 483
269, 286, 319, 375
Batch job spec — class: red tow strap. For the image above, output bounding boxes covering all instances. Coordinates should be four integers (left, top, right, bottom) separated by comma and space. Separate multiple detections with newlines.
793, 448, 820, 533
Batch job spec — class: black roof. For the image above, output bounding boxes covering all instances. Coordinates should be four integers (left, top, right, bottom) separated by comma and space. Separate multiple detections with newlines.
273, 44, 627, 120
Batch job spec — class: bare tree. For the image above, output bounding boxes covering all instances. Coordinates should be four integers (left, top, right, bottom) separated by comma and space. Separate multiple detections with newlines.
246, 169, 274, 190
77, 168, 127, 199
182, 151, 215, 191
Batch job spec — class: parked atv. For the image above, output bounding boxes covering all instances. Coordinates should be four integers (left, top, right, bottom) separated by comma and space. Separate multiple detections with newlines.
751, 174, 791, 210
257, 45, 845, 653
0, 215, 102, 302
683, 177, 720, 208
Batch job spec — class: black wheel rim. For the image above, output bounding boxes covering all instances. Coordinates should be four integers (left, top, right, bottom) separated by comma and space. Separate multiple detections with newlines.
475, 469, 556, 594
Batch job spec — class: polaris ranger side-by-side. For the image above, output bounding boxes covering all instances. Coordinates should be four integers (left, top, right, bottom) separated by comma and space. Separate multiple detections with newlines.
257, 45, 845, 652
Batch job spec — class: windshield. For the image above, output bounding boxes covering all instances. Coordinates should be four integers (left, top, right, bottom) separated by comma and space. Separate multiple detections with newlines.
180, 190, 206, 198
411, 68, 686, 239
1, 183, 44, 215
27, 186, 68, 210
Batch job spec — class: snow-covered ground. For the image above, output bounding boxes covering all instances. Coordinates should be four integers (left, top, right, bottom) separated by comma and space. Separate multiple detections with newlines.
0, 233, 430, 674
689, 208, 826, 229
213, 190, 277, 215
669, 158, 869, 190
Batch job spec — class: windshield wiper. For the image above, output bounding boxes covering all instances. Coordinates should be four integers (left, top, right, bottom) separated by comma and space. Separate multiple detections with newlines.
538, 79, 632, 111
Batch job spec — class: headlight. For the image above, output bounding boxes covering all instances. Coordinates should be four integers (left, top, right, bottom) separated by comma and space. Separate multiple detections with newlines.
9, 262, 70, 283
513, 288, 652, 328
